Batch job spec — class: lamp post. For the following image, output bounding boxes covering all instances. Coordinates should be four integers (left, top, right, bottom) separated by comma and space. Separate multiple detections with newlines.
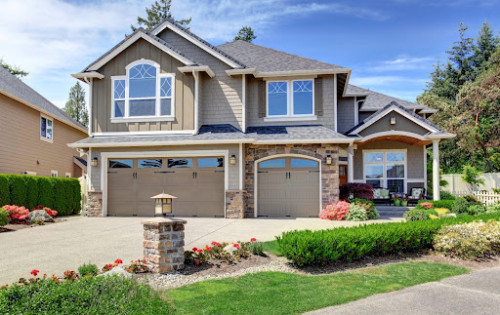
151, 192, 177, 217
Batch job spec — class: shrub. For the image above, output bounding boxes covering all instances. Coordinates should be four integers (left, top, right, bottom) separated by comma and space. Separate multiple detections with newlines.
24, 177, 38, 210
486, 202, 500, 213
418, 200, 455, 210
0, 176, 9, 206
276, 213, 500, 267
247, 241, 264, 256
434, 221, 500, 259
352, 198, 379, 219
3, 205, 30, 224
9, 176, 27, 207
339, 183, 374, 201
463, 195, 479, 203
346, 204, 368, 221
0, 207, 9, 227
0, 275, 172, 314
319, 201, 350, 221
440, 191, 456, 200
467, 204, 486, 215
452, 198, 470, 214
38, 177, 55, 209
78, 263, 99, 277
404, 209, 428, 221
419, 202, 434, 209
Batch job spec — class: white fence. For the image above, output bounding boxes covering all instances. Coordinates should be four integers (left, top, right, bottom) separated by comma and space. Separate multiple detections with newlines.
442, 173, 500, 193
452, 191, 500, 205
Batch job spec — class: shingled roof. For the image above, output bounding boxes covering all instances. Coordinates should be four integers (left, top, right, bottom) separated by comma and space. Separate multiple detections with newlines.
0, 67, 86, 131
217, 40, 346, 73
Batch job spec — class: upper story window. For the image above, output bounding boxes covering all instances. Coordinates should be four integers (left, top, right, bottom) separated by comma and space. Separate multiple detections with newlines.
266, 79, 314, 119
40, 115, 53, 142
111, 60, 174, 122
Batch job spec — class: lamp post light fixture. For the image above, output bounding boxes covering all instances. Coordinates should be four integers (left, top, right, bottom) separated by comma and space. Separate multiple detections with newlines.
151, 192, 177, 217
229, 154, 237, 165
90, 157, 98, 167
325, 155, 332, 165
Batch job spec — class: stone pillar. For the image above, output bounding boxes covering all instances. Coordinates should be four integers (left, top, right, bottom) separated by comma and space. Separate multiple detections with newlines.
226, 190, 246, 218
87, 191, 103, 217
142, 217, 186, 273
432, 140, 440, 201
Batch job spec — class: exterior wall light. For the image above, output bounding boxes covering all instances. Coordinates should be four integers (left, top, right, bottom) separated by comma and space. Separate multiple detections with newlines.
230, 154, 237, 165
91, 157, 98, 167
326, 155, 332, 165
151, 192, 177, 217
390, 117, 397, 125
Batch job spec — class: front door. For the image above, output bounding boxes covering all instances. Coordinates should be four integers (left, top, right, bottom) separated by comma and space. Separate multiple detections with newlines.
339, 165, 348, 186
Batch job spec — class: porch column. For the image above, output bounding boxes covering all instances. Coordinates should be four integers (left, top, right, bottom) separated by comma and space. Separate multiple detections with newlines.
347, 145, 354, 183
432, 139, 440, 200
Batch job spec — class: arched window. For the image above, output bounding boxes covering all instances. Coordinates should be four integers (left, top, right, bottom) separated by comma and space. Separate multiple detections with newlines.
111, 59, 174, 120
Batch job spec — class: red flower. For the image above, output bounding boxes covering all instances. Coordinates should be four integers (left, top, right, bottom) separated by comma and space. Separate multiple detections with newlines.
197, 249, 203, 253
250, 238, 257, 242
192, 247, 198, 252
30, 269, 39, 277
114, 259, 123, 264
233, 244, 240, 249
206, 246, 212, 251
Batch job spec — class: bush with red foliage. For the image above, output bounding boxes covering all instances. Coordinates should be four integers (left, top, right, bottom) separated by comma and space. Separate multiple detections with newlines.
339, 183, 374, 201
3, 205, 30, 224
33, 205, 58, 217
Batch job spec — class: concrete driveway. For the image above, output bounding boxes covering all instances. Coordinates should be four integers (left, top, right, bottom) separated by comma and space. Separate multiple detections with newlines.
0, 215, 402, 285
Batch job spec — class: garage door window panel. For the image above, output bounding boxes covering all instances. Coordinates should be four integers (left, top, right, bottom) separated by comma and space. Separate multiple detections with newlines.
291, 158, 318, 168
168, 158, 193, 168
138, 159, 162, 168
109, 159, 133, 168
259, 159, 286, 168
198, 158, 223, 168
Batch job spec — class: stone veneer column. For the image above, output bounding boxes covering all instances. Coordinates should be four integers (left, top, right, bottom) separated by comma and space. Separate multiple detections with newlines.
142, 217, 186, 273
87, 191, 103, 217
226, 190, 246, 218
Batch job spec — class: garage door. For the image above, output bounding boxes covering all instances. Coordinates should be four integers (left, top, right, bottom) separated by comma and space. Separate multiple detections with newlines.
257, 157, 320, 217
108, 157, 224, 217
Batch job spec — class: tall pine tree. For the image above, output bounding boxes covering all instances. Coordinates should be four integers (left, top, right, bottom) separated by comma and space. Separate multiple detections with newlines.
64, 82, 88, 128
131, 0, 191, 31
234, 26, 257, 43
0, 58, 28, 78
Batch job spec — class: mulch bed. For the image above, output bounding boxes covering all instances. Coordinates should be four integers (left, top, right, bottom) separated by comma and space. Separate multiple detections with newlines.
0, 217, 68, 233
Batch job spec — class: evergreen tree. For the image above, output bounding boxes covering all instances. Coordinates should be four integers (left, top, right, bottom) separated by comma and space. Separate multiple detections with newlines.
0, 58, 28, 78
131, 0, 191, 32
64, 82, 88, 127
234, 26, 257, 43
472, 22, 499, 72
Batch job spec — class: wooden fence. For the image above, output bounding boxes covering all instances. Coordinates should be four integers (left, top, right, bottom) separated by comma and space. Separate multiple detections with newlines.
453, 191, 500, 205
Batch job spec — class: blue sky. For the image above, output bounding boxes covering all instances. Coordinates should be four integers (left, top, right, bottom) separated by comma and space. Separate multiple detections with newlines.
1, 0, 499, 108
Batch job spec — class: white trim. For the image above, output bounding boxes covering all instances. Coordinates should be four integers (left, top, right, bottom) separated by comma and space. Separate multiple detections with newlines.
88, 78, 93, 136
100, 150, 229, 217
241, 75, 246, 132
71, 71, 104, 80
226, 68, 256, 76
362, 149, 407, 193
424, 144, 428, 192
65, 172, 72, 178
87, 31, 193, 71
349, 105, 440, 135
151, 21, 241, 68
354, 96, 359, 125
239, 143, 244, 191
432, 139, 440, 201
23, 171, 37, 176
92, 130, 196, 136
407, 178, 426, 182
253, 138, 353, 145
88, 148, 92, 192
192, 70, 200, 133
178, 65, 215, 78
357, 131, 429, 143
334, 74, 338, 133
40, 114, 54, 143
254, 154, 322, 218
255, 69, 351, 78
110, 117, 175, 123
266, 79, 315, 119
347, 145, 354, 183
51, 170, 58, 177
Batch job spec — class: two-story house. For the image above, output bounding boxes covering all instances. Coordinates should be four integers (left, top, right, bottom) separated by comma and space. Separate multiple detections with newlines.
70, 19, 454, 218
0, 67, 87, 178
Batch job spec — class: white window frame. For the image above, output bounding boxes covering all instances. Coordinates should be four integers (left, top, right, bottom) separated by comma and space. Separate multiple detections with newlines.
51, 170, 58, 177
40, 115, 53, 142
111, 59, 176, 123
65, 172, 72, 178
363, 149, 407, 193
265, 79, 316, 121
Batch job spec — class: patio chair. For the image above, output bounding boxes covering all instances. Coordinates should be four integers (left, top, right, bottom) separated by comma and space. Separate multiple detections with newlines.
373, 188, 391, 205
408, 187, 426, 205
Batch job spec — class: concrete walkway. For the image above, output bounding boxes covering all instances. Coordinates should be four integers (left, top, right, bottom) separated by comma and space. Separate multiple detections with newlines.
0, 216, 402, 285
307, 266, 500, 315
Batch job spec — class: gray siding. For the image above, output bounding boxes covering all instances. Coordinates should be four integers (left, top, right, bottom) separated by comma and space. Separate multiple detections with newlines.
157, 29, 243, 130
337, 97, 355, 133
246, 75, 335, 128
359, 112, 429, 137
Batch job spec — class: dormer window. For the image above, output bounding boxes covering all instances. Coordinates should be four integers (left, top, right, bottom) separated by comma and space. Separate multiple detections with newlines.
266, 79, 315, 121
111, 59, 175, 122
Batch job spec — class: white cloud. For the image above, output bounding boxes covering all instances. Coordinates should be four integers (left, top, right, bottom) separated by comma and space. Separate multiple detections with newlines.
350, 75, 427, 86
367, 56, 434, 72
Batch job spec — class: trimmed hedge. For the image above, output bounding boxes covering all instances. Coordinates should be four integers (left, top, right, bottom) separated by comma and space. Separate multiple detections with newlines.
0, 174, 81, 215
418, 199, 455, 210
276, 213, 500, 267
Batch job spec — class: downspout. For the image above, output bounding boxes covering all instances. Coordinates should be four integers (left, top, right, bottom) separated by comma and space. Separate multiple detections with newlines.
192, 70, 200, 134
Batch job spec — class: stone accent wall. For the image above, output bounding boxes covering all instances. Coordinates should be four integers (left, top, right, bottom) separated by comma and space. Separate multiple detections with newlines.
142, 218, 186, 273
226, 190, 246, 219
245, 144, 340, 218
87, 191, 103, 217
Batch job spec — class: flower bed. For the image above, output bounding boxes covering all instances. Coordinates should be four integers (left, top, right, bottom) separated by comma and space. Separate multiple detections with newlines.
184, 238, 264, 266
0, 204, 59, 230
319, 199, 379, 221
277, 213, 500, 267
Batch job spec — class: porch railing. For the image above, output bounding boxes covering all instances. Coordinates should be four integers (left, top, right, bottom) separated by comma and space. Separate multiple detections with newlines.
452, 191, 500, 206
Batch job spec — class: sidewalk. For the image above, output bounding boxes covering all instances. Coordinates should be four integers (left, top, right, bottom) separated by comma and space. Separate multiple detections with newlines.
306, 266, 500, 315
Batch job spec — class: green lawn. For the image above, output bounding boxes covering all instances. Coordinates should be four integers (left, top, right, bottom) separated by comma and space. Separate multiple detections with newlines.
167, 262, 467, 314
262, 240, 281, 256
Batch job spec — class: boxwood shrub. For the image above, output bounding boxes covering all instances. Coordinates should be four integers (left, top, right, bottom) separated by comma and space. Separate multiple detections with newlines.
276, 213, 500, 267
0, 174, 81, 215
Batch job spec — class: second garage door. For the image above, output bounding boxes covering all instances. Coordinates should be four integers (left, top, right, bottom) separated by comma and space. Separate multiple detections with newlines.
108, 157, 225, 217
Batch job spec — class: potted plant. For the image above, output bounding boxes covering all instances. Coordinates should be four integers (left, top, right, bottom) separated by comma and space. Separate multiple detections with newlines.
401, 196, 408, 207
392, 197, 401, 206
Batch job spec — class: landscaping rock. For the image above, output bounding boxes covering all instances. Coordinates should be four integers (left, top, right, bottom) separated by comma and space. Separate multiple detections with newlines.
29, 210, 54, 223
99, 266, 132, 279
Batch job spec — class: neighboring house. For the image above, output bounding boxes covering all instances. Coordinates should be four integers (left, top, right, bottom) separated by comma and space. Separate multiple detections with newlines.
0, 67, 88, 178
70, 19, 454, 218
